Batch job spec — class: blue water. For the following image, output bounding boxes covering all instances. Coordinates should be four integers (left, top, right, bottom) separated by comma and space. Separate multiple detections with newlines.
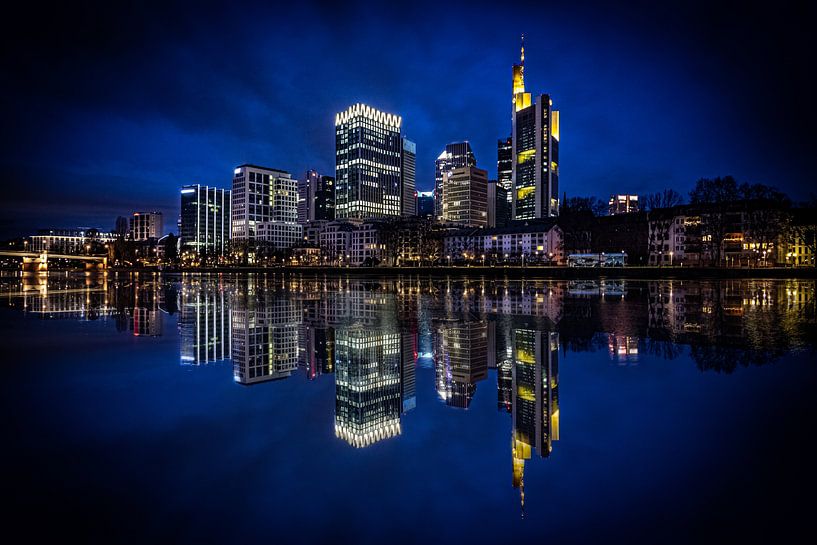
1, 274, 814, 543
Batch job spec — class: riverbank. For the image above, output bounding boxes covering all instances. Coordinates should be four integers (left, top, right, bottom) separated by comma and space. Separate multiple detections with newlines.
96, 265, 817, 279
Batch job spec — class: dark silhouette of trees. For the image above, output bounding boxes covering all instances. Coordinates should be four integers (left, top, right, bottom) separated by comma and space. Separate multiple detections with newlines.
643, 189, 684, 211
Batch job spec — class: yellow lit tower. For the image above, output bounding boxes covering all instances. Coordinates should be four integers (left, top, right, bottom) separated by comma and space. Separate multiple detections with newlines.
511, 35, 560, 220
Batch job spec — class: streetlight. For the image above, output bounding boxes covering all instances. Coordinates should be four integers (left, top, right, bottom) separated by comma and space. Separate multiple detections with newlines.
481, 254, 486, 266
549, 252, 553, 266
669, 251, 673, 266
447, 255, 451, 266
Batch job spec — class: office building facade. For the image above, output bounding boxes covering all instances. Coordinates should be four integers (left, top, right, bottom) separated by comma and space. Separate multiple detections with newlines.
497, 136, 513, 202
435, 142, 476, 220
417, 191, 434, 218
441, 166, 489, 227
231, 164, 301, 250
401, 137, 416, 217
180, 184, 231, 257
488, 180, 510, 228
335, 103, 403, 220
130, 212, 163, 241
511, 39, 560, 220
298, 171, 336, 224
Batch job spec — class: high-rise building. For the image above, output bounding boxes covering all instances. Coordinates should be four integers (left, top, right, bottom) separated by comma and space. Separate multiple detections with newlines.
435, 142, 476, 220
316, 175, 336, 221
401, 137, 416, 217
497, 136, 513, 202
130, 212, 163, 241
417, 191, 434, 218
608, 194, 639, 215
298, 171, 336, 223
441, 166, 489, 227
180, 184, 231, 257
231, 164, 301, 250
335, 103, 403, 220
488, 180, 511, 228
511, 37, 560, 220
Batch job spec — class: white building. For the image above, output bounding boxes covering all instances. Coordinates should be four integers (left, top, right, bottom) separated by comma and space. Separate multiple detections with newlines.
231, 164, 301, 250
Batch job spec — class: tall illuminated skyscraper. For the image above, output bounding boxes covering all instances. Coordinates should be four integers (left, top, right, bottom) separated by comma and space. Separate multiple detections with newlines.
335, 103, 403, 220
435, 142, 476, 220
511, 36, 560, 220
179, 184, 231, 257
440, 166, 489, 227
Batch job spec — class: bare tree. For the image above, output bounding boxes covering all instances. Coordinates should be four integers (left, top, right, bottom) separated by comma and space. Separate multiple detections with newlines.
689, 176, 740, 266
643, 189, 684, 211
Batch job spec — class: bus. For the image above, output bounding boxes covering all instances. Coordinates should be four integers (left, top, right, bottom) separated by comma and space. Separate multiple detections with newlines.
567, 252, 627, 267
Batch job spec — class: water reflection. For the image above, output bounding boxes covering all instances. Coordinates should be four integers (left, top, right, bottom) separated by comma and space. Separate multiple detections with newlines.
2, 274, 815, 509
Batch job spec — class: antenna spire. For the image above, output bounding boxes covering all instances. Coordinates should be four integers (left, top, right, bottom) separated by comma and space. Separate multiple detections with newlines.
520, 33, 525, 66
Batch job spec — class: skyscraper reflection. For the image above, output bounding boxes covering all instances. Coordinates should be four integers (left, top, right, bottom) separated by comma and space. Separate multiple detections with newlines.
511, 327, 560, 513
178, 280, 232, 365
434, 320, 488, 409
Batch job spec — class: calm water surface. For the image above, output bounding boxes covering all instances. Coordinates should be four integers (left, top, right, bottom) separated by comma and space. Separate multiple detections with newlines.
1, 273, 815, 543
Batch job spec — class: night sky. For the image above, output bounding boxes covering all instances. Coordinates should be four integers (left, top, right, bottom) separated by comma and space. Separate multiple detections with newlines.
1, 0, 813, 238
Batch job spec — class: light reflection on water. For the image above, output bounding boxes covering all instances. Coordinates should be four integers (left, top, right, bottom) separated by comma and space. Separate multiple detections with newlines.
1, 273, 815, 542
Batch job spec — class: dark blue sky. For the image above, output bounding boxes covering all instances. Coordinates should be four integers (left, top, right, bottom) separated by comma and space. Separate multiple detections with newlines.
1, 0, 813, 237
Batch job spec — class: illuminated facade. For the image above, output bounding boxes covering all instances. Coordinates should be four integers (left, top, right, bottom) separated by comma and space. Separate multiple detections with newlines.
435, 142, 476, 220
511, 38, 560, 220
401, 137, 416, 217
232, 291, 301, 385
335, 103, 403, 220
178, 283, 232, 365
608, 194, 639, 215
29, 228, 115, 254
511, 328, 560, 508
441, 166, 489, 227
130, 211, 163, 241
180, 184, 231, 257
334, 326, 402, 447
231, 164, 301, 250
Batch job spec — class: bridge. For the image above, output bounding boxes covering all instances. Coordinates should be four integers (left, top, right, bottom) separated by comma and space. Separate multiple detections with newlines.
0, 251, 108, 273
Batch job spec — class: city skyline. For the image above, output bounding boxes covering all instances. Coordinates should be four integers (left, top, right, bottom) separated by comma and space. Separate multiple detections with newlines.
1, 1, 813, 238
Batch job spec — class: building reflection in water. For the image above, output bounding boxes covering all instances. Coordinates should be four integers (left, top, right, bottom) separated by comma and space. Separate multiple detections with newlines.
231, 280, 300, 385
178, 280, 232, 365
2, 274, 814, 508
510, 328, 559, 515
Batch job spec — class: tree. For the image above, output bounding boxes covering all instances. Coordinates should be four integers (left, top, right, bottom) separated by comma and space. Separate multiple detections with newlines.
739, 183, 790, 266
689, 176, 741, 266
162, 233, 178, 263
643, 189, 684, 211
563, 196, 607, 216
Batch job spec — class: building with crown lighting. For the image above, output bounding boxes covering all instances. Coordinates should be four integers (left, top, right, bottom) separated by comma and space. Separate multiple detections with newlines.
335, 103, 403, 220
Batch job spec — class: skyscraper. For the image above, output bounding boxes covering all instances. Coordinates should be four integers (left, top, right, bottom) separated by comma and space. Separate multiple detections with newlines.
335, 103, 403, 220
440, 166, 489, 227
401, 137, 416, 217
231, 164, 301, 250
511, 36, 560, 220
497, 136, 513, 202
298, 170, 336, 223
435, 142, 476, 220
180, 184, 231, 257
488, 180, 510, 228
